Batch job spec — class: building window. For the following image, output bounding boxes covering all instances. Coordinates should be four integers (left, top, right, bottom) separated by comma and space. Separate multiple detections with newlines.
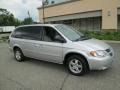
50, 17, 102, 31
63, 20, 72, 26
80, 18, 87, 30
118, 15, 120, 31
79, 17, 101, 31
93, 17, 102, 31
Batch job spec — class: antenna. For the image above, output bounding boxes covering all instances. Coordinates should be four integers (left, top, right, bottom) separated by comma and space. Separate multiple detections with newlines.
28, 11, 30, 18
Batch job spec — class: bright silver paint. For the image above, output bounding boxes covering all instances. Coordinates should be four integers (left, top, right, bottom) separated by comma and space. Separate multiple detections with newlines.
9, 24, 114, 70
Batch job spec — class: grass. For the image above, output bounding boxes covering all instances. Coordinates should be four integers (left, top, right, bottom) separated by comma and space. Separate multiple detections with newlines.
0, 33, 10, 43
80, 31, 120, 41
0, 36, 9, 43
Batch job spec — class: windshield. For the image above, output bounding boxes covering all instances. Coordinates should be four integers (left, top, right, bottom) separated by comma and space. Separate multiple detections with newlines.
55, 24, 89, 41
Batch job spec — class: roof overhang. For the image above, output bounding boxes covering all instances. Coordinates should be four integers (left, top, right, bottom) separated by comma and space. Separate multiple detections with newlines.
44, 10, 102, 22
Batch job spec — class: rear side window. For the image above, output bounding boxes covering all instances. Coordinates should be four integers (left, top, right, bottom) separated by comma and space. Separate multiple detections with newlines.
11, 26, 42, 41
11, 27, 23, 38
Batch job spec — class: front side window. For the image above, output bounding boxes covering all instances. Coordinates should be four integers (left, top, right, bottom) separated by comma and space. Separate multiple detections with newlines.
43, 26, 65, 43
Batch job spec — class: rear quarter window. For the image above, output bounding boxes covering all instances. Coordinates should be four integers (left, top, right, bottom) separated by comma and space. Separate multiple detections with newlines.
11, 26, 42, 41
11, 27, 23, 38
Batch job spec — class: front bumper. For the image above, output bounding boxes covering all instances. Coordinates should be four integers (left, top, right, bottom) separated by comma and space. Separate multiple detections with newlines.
88, 56, 114, 70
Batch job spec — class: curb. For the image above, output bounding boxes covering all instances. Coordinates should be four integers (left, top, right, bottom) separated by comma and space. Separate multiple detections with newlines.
102, 40, 120, 43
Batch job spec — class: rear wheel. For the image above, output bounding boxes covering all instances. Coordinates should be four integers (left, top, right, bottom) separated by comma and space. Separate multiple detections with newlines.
66, 55, 88, 76
14, 48, 24, 62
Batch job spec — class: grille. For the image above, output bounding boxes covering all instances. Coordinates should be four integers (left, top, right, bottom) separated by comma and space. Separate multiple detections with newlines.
106, 48, 113, 56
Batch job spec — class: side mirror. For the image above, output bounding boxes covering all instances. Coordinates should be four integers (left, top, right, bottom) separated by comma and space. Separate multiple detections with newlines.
54, 35, 66, 43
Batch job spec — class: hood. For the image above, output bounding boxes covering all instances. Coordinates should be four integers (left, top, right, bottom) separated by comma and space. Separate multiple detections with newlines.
78, 38, 110, 50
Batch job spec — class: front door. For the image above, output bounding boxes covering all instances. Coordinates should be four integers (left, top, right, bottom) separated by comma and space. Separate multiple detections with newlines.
38, 26, 65, 63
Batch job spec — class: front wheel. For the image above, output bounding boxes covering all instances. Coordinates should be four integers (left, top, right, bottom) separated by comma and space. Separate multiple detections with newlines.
66, 55, 88, 76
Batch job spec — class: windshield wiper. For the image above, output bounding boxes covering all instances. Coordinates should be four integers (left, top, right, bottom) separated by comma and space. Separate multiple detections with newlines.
73, 37, 82, 41
74, 36, 90, 41
80, 36, 91, 40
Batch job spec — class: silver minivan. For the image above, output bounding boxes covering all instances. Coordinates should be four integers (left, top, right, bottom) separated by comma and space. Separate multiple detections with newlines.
9, 24, 114, 76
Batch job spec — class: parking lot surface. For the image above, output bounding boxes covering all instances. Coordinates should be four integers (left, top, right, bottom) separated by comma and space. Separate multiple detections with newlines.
0, 43, 120, 90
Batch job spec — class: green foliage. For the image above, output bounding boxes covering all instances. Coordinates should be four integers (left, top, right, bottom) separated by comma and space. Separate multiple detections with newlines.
80, 31, 120, 41
43, 0, 49, 5
0, 8, 16, 26
22, 17, 33, 25
0, 36, 9, 43
0, 8, 34, 26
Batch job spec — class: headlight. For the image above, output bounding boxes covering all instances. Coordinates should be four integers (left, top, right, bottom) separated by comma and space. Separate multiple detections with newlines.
90, 50, 107, 57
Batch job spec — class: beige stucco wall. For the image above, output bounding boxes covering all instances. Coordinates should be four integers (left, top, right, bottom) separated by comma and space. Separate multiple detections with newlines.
38, 0, 120, 30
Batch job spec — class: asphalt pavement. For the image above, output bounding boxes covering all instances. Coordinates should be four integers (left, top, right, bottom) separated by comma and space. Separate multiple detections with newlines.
0, 43, 120, 90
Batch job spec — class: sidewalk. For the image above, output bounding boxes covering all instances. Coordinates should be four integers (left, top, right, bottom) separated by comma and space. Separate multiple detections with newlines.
102, 40, 120, 43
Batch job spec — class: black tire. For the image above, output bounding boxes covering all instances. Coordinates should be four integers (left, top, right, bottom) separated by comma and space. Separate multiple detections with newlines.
66, 55, 88, 76
14, 48, 24, 62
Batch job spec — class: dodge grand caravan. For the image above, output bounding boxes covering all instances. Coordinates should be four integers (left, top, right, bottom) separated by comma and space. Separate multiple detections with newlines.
9, 24, 114, 76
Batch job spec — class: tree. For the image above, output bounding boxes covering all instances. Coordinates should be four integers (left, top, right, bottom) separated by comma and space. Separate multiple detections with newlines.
22, 17, 33, 25
14, 18, 22, 26
0, 8, 34, 26
0, 8, 15, 26
51, 1, 55, 4
43, 0, 49, 5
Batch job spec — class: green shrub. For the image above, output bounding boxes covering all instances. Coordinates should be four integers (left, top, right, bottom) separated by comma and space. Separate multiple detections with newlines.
80, 31, 120, 41
0, 36, 9, 43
